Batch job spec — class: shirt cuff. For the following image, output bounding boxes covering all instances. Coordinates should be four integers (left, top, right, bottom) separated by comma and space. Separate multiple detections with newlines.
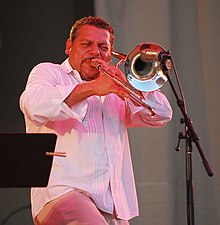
55, 84, 88, 123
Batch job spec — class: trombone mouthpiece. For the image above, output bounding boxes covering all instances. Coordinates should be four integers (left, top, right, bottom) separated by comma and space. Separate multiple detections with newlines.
90, 61, 101, 69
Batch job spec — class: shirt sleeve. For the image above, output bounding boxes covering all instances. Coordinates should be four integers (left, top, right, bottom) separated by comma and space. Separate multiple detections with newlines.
20, 63, 88, 126
125, 90, 173, 128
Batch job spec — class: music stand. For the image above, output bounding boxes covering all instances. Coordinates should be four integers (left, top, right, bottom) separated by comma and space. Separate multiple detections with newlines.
0, 133, 57, 188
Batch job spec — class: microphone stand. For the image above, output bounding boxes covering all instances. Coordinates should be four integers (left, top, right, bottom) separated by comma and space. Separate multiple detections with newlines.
160, 57, 213, 225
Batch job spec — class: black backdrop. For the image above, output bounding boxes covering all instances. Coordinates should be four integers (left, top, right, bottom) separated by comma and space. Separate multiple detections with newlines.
0, 0, 94, 132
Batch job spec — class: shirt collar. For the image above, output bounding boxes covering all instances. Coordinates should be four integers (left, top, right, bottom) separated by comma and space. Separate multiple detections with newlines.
61, 58, 74, 73
61, 58, 82, 82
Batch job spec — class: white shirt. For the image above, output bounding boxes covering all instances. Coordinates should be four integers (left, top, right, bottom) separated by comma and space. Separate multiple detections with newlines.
20, 59, 172, 220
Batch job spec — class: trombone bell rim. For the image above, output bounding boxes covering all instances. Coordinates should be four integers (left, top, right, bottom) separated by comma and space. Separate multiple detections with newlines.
124, 42, 170, 92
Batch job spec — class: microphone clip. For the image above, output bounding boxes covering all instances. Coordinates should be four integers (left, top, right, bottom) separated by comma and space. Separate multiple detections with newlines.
158, 50, 171, 62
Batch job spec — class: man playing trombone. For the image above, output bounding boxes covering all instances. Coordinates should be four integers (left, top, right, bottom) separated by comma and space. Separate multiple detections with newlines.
20, 16, 172, 225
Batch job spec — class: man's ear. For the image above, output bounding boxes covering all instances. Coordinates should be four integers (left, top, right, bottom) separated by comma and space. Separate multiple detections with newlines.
65, 38, 72, 55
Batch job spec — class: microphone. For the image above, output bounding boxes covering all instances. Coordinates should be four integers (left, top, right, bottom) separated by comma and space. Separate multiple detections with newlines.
140, 49, 171, 62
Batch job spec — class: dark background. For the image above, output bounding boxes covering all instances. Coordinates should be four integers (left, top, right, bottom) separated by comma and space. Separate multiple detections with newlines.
0, 0, 94, 132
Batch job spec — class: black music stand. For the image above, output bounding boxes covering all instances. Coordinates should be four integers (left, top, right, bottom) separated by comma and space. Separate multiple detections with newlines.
0, 133, 57, 188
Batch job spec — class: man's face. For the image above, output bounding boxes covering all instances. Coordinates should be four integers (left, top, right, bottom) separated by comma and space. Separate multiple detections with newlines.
66, 25, 112, 81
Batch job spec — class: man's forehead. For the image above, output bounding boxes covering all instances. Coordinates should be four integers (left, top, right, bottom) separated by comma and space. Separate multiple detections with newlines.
77, 25, 111, 40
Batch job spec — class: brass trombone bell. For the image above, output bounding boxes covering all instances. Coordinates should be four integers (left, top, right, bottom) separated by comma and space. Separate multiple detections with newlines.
112, 42, 171, 92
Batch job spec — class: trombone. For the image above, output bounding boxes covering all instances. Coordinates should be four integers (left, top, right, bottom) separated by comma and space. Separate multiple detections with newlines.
92, 42, 171, 117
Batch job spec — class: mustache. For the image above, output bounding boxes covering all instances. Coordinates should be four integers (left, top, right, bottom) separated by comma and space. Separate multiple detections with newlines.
82, 56, 101, 64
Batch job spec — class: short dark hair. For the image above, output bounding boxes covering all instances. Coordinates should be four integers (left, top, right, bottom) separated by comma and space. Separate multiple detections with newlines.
69, 16, 115, 46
